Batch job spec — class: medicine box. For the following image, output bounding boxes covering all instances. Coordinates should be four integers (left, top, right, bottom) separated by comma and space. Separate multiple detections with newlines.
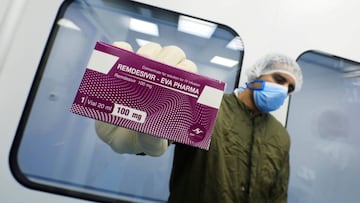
71, 41, 226, 150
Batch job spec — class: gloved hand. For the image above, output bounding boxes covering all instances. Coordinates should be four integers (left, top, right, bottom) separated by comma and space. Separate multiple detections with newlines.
95, 41, 198, 156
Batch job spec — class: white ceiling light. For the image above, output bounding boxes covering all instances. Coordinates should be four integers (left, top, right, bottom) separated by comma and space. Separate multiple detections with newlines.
226, 37, 244, 50
210, 56, 238, 68
57, 18, 81, 31
129, 18, 159, 36
178, 15, 217, 39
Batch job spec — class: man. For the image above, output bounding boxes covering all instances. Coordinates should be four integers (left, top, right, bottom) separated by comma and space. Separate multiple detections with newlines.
95, 42, 303, 203
168, 54, 302, 203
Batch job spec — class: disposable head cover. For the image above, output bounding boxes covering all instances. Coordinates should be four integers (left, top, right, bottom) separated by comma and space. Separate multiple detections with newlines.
246, 53, 303, 92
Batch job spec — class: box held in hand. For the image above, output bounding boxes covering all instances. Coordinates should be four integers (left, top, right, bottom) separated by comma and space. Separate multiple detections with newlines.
71, 41, 226, 150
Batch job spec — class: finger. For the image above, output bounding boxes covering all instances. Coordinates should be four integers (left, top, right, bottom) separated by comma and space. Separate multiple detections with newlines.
136, 133, 168, 156
94, 121, 118, 144
112, 41, 134, 52
176, 59, 198, 73
95, 120, 139, 154
155, 45, 186, 66
108, 127, 139, 154
136, 42, 162, 59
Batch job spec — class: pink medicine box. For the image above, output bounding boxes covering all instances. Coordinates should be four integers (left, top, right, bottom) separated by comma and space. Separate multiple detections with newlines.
71, 41, 226, 150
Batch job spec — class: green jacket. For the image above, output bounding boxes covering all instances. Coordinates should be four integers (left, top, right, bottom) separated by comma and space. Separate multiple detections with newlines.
168, 93, 290, 203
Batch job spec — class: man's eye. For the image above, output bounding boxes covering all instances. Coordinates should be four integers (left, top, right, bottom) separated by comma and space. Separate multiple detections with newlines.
273, 74, 295, 93
272, 74, 286, 84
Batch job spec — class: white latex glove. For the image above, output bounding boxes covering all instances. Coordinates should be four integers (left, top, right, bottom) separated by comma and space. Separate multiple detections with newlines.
95, 41, 198, 156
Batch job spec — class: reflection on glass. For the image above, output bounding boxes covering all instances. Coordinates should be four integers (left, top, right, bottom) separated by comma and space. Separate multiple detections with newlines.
177, 15, 217, 39
10, 0, 243, 202
287, 51, 360, 203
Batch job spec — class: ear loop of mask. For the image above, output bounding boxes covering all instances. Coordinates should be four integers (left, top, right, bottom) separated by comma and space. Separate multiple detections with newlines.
246, 80, 265, 91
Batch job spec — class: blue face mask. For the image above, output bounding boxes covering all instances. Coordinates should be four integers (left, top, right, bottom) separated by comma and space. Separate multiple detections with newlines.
246, 80, 288, 112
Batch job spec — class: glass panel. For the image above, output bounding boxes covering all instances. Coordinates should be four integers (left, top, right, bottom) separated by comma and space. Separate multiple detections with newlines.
10, 0, 243, 202
287, 51, 360, 203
